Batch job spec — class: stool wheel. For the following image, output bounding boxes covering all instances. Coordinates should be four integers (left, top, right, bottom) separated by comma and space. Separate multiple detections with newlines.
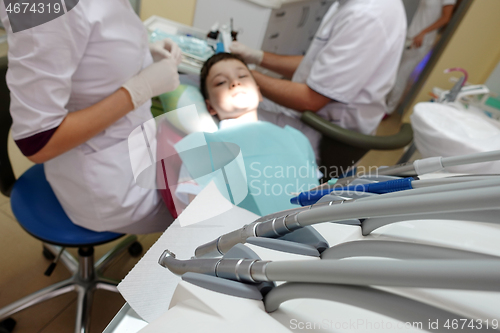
0, 318, 16, 333
128, 241, 143, 257
42, 246, 56, 260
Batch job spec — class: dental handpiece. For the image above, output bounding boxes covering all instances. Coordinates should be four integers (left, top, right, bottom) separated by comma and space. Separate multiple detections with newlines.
379, 150, 500, 177
159, 250, 500, 292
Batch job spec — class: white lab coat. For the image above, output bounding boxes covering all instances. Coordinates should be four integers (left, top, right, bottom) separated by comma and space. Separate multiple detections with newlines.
387, 0, 456, 114
259, 0, 406, 154
1, 0, 169, 232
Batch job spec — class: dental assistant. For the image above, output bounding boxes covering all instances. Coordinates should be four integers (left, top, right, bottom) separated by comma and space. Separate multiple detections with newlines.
0, 0, 180, 233
230, 0, 407, 154
386, 0, 456, 114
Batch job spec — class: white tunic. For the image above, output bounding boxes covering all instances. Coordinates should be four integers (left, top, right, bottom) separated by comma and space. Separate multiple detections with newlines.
1, 0, 166, 231
407, 0, 457, 47
261, 0, 406, 138
386, 0, 456, 114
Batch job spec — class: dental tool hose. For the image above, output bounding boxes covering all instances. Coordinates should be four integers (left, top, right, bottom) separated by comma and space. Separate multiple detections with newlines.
376, 150, 500, 177
312, 150, 500, 192
194, 184, 500, 258
292, 177, 414, 206
359, 176, 500, 201
159, 251, 500, 292
291, 175, 500, 206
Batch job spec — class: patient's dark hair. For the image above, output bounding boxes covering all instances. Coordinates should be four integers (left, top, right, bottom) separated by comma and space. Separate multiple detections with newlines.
200, 52, 248, 100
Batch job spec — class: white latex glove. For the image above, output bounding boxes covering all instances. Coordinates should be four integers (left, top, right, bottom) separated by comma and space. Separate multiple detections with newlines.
149, 38, 182, 66
122, 57, 180, 109
229, 41, 264, 65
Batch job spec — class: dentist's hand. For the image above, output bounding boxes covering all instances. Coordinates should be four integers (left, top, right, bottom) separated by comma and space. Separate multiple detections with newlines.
122, 57, 180, 109
229, 41, 264, 65
150, 38, 183, 65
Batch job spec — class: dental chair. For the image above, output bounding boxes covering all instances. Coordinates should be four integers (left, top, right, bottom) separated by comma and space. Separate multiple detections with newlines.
0, 56, 142, 333
300, 112, 414, 172
154, 79, 219, 218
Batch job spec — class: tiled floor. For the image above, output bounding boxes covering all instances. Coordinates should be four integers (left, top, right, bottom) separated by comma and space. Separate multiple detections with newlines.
0, 113, 413, 332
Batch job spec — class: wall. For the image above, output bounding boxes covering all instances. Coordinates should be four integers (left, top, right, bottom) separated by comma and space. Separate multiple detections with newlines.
485, 60, 500, 97
404, 0, 500, 122
140, 0, 197, 25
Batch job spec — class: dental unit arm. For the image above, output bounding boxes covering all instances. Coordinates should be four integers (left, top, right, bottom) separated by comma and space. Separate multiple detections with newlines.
320, 176, 500, 234
193, 184, 500, 258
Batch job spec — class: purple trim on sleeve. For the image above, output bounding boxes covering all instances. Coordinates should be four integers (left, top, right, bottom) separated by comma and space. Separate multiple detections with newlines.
15, 127, 59, 157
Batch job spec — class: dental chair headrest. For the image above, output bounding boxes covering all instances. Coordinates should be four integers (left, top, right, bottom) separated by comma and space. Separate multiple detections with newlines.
158, 83, 218, 135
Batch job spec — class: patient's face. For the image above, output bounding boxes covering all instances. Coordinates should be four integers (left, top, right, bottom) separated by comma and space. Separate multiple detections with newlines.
205, 59, 262, 120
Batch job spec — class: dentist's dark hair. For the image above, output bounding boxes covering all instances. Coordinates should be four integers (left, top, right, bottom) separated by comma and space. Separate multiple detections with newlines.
200, 52, 249, 100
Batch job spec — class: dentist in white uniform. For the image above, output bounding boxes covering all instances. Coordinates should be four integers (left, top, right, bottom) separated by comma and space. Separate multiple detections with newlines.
0, 0, 181, 233
231, 0, 407, 157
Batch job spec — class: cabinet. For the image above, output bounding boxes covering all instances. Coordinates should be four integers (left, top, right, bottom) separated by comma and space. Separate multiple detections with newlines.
193, 0, 334, 56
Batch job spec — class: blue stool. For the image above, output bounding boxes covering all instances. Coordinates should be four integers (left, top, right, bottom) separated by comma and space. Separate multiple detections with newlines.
0, 165, 141, 333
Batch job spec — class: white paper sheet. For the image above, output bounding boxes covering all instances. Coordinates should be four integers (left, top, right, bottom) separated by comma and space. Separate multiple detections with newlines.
117, 182, 260, 322
177, 180, 235, 227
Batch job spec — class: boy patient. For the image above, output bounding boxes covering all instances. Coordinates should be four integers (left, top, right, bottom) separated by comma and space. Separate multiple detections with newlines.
175, 53, 319, 216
